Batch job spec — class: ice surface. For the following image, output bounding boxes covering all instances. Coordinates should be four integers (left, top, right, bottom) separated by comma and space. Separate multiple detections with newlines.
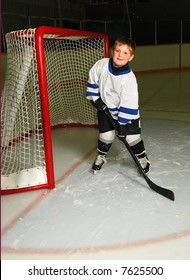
2, 120, 190, 252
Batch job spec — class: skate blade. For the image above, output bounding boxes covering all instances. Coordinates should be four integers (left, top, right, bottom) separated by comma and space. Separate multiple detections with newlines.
93, 170, 98, 175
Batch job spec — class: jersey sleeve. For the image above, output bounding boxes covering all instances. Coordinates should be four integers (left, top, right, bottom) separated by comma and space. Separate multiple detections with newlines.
86, 60, 102, 102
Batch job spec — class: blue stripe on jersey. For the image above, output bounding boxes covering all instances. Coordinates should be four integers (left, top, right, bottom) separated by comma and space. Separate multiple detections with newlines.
119, 106, 139, 115
86, 82, 99, 89
86, 91, 100, 97
109, 107, 118, 112
108, 107, 118, 117
112, 113, 118, 117
118, 116, 131, 124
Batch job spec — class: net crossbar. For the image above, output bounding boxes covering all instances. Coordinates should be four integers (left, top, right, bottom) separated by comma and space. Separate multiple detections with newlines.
1, 26, 109, 194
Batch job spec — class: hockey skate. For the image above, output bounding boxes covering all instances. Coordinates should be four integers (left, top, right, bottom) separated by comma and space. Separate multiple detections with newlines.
92, 154, 107, 174
138, 156, 150, 175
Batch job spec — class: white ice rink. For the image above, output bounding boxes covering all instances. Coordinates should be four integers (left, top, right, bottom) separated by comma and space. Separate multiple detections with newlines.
2, 70, 190, 260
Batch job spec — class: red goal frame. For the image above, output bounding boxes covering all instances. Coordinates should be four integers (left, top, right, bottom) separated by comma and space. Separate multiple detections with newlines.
2, 26, 109, 194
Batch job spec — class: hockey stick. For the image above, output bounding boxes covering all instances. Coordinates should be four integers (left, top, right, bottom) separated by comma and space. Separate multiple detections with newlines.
104, 108, 175, 201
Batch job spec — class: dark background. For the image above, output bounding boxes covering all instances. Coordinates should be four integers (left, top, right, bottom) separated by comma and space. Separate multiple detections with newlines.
2, 0, 190, 51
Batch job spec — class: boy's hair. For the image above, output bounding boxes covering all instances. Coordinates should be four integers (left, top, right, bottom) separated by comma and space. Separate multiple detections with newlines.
112, 37, 136, 54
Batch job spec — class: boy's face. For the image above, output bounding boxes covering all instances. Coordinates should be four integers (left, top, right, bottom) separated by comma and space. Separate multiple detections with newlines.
112, 44, 134, 67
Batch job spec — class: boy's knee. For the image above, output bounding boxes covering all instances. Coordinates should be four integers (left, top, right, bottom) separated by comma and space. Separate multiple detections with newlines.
126, 134, 141, 146
99, 130, 115, 144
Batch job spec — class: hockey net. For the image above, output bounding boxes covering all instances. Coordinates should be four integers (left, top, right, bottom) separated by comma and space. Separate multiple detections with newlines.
1, 26, 109, 194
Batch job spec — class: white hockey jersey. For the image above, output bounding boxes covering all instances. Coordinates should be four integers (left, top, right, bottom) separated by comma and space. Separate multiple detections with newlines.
86, 58, 140, 125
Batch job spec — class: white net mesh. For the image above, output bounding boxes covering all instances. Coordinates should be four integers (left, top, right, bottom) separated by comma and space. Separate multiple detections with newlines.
2, 27, 107, 192
45, 38, 103, 125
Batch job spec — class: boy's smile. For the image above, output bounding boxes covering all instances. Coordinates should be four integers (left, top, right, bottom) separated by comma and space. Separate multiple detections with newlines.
112, 44, 134, 67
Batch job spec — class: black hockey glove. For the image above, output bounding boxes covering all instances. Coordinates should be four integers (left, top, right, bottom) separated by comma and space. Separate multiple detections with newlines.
116, 124, 127, 140
91, 98, 106, 111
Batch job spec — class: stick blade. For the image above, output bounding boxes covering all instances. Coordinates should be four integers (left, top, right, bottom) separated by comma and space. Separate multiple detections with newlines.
148, 179, 175, 201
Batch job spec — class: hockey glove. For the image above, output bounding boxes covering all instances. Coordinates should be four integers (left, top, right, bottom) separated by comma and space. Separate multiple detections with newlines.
116, 124, 127, 140
91, 98, 106, 111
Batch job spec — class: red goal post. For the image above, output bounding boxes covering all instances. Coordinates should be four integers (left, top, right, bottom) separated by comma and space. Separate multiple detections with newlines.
1, 26, 109, 194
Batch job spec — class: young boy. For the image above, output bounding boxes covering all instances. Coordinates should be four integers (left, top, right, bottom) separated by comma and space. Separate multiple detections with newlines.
86, 37, 150, 174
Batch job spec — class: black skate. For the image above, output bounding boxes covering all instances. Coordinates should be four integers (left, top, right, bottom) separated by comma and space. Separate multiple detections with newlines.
92, 154, 107, 174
